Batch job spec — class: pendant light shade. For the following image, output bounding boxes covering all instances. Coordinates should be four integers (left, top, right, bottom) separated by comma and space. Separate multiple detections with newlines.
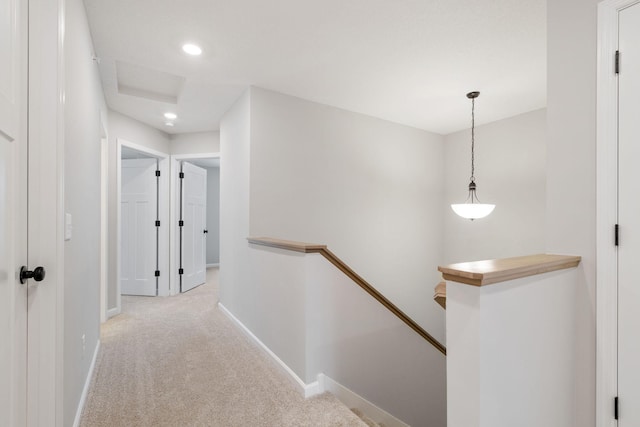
451, 91, 495, 220
451, 181, 495, 219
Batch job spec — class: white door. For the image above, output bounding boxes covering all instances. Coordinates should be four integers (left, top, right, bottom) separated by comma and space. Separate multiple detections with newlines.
618, 2, 640, 424
181, 162, 207, 292
0, 0, 27, 424
121, 158, 158, 296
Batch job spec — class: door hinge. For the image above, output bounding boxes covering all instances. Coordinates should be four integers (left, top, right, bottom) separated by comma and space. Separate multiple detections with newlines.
155, 170, 161, 177
615, 224, 619, 246
178, 268, 184, 275
179, 172, 185, 179
155, 220, 161, 227
615, 396, 619, 420
179, 220, 184, 227
616, 50, 620, 74
155, 270, 160, 277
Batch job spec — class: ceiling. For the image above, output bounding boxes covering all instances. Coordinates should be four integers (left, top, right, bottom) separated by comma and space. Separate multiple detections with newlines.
83, 0, 546, 136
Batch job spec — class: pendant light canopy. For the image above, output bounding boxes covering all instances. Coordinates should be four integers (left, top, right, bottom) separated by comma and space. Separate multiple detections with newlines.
451, 91, 495, 220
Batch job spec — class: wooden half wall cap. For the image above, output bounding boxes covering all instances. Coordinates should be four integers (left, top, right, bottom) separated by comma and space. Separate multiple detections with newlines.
438, 254, 581, 287
434, 281, 446, 309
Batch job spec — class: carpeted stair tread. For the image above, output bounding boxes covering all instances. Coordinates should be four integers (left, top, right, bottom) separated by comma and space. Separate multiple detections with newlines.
351, 408, 385, 427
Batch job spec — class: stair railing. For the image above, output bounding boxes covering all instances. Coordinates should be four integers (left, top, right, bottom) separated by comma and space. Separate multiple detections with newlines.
247, 237, 446, 355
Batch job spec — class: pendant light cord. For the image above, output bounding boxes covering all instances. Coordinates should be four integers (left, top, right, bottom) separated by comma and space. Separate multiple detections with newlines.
470, 96, 475, 183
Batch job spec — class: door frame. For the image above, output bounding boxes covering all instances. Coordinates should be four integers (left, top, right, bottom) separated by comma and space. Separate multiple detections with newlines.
169, 152, 220, 295
100, 119, 108, 323
596, 0, 640, 425
3, 0, 30, 423
115, 138, 170, 312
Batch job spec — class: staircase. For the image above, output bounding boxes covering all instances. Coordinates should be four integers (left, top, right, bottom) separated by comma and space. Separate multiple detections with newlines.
351, 408, 386, 427
245, 237, 445, 426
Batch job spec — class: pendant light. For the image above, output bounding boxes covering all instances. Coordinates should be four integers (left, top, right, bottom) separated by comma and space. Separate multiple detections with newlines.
451, 91, 495, 220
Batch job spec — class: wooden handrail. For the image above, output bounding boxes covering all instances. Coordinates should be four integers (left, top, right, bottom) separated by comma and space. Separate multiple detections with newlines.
247, 237, 446, 355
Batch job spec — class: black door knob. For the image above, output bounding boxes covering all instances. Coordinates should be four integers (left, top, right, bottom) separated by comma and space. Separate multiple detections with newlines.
203, 229, 208, 234
20, 266, 46, 284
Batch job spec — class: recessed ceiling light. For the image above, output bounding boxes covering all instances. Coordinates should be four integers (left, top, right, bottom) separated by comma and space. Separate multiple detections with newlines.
182, 43, 202, 56
164, 112, 177, 120
165, 122, 175, 127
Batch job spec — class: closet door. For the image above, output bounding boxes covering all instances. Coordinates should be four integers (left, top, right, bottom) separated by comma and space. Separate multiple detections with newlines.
121, 158, 158, 296
180, 162, 207, 293
617, 2, 640, 424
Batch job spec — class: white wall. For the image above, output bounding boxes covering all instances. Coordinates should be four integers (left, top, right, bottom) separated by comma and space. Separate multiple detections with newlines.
108, 110, 171, 154
220, 86, 447, 425
106, 111, 170, 310
248, 87, 446, 343
306, 251, 446, 426
219, 91, 306, 389
220, 87, 555, 424
446, 268, 579, 427
170, 131, 220, 155
63, 0, 106, 424
205, 167, 220, 265
547, 2, 598, 426
444, 109, 546, 263
233, 244, 447, 426
219, 90, 251, 315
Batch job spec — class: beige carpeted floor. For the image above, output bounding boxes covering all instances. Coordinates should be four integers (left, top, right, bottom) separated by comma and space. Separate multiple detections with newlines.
80, 268, 367, 427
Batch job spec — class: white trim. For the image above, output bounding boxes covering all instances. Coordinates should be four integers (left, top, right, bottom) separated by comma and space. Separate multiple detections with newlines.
217, 303, 408, 424
318, 374, 409, 427
304, 379, 323, 398
100, 136, 108, 323
55, 2, 66, 423
596, 1, 640, 426
118, 139, 168, 159
107, 307, 121, 319
170, 152, 220, 295
116, 142, 122, 313
72, 340, 100, 427
157, 155, 170, 296
169, 157, 178, 295
206, 263, 219, 268
172, 152, 221, 161
217, 302, 318, 397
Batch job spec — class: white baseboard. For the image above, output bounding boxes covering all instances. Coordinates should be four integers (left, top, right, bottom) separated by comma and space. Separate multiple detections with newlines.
107, 307, 120, 319
218, 302, 321, 398
73, 340, 100, 427
318, 374, 410, 427
206, 263, 219, 268
216, 304, 408, 425
304, 379, 323, 398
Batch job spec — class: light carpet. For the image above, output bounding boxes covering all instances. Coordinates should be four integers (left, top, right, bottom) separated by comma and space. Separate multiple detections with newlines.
80, 268, 367, 426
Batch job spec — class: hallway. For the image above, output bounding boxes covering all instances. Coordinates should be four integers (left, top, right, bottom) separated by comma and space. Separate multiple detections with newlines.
80, 268, 365, 426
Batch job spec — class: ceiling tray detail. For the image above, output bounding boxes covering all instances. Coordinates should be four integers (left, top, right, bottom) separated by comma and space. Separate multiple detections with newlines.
116, 60, 185, 104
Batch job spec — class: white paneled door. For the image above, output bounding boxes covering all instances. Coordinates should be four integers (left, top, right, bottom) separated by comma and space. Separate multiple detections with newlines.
1, 0, 27, 424
180, 162, 207, 292
121, 158, 158, 296
618, 2, 640, 425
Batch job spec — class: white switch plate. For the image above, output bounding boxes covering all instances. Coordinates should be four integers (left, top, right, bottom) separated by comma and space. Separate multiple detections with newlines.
65, 213, 72, 241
